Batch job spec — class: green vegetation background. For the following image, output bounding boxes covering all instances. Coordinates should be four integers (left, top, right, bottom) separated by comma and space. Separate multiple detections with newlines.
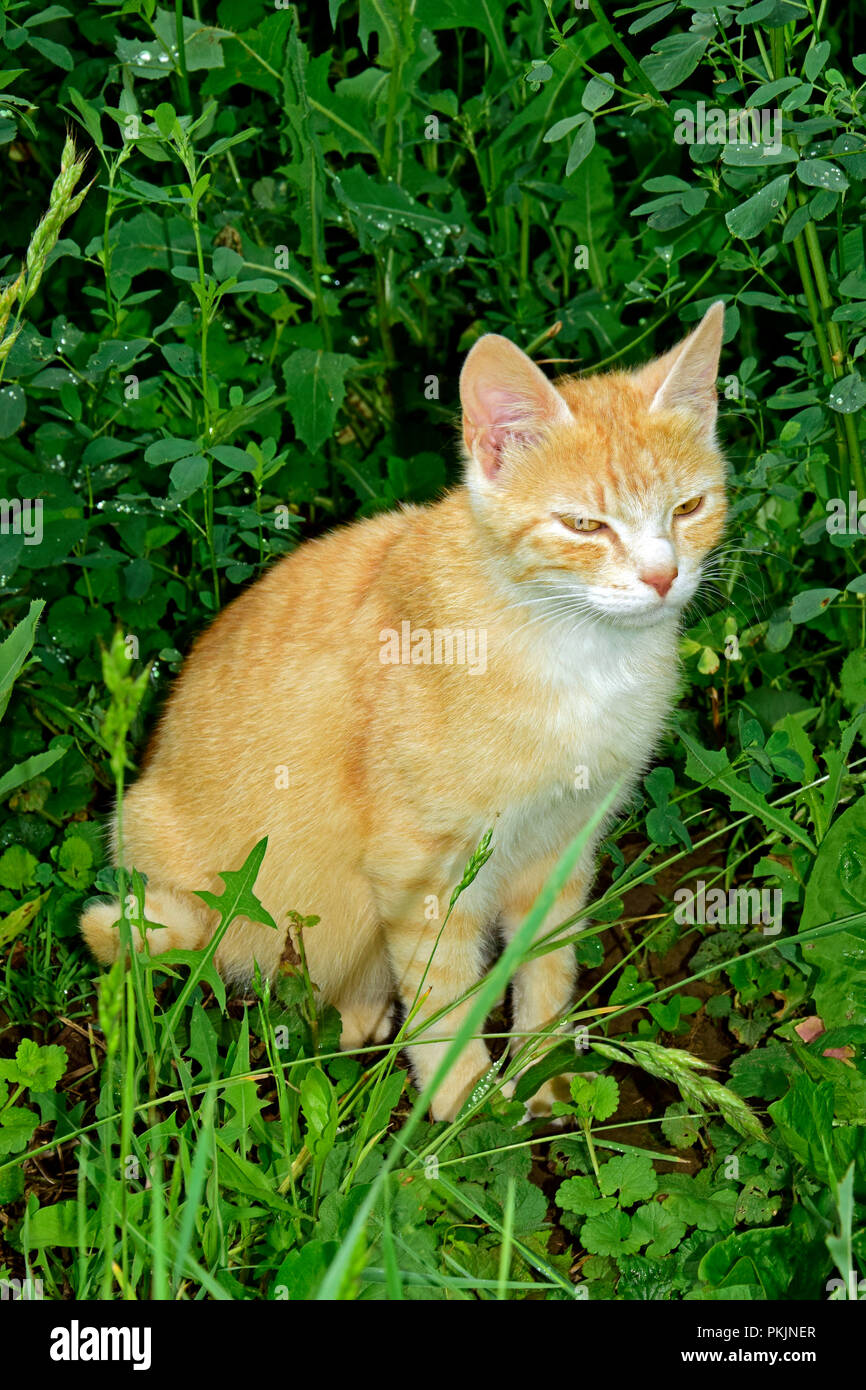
0, 0, 865, 1301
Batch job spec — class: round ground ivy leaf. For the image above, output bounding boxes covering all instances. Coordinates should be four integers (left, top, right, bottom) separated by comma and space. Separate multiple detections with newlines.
556, 1175, 617, 1217
598, 1153, 659, 1204
571, 1071, 620, 1120
0, 844, 38, 891
0, 1161, 24, 1202
10, 1037, 68, 1090
661, 1100, 701, 1149
630, 1202, 686, 1257
0, 1108, 39, 1158
580, 1208, 641, 1257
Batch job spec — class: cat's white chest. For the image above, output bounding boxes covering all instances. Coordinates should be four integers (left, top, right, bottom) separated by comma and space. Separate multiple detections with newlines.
470, 618, 679, 895
528, 615, 678, 774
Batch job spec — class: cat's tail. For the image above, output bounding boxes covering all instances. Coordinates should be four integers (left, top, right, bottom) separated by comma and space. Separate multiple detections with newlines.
80, 884, 212, 965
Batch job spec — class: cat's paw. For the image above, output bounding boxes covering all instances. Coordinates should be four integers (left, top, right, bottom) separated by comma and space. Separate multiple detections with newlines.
429, 1049, 494, 1122
337, 1001, 394, 1051
519, 1073, 574, 1126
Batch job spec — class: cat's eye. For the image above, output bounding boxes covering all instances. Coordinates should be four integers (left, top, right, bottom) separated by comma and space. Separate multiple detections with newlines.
557, 514, 606, 534
673, 497, 702, 517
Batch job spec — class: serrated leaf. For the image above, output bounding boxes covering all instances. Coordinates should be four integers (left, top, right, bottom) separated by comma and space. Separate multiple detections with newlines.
580, 1207, 641, 1256
598, 1153, 658, 1205
282, 349, 356, 454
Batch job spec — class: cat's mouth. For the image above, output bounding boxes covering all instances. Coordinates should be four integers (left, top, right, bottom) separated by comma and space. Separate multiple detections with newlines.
583, 586, 693, 627
510, 574, 697, 634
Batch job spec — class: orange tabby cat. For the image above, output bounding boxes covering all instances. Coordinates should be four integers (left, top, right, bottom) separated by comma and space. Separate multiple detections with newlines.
81, 303, 728, 1120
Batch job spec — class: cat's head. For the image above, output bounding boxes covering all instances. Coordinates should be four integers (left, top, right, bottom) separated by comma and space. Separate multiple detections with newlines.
459, 304, 728, 628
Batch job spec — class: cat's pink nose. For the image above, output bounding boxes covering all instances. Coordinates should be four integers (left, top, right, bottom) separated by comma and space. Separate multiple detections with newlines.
641, 568, 677, 598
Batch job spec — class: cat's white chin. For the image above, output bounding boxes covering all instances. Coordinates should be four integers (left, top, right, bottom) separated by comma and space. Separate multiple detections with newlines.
600, 606, 680, 629
583, 576, 701, 628
587, 595, 692, 628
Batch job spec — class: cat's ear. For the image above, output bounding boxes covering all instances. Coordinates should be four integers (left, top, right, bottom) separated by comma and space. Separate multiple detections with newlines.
635, 301, 725, 432
460, 334, 571, 481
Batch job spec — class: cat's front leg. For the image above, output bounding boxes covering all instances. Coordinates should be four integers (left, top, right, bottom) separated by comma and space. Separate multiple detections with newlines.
500, 857, 591, 1116
384, 903, 493, 1123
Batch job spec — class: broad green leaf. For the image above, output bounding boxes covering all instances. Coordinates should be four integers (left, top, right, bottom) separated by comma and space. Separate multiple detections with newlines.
145, 437, 200, 466
678, 730, 814, 850
582, 73, 615, 111
21, 1199, 95, 1247
798, 158, 848, 192
0, 746, 67, 801
0, 1039, 67, 1091
0, 845, 38, 891
0, 1108, 38, 1157
790, 587, 840, 622
333, 167, 455, 254
642, 33, 708, 90
0, 891, 51, 951
698, 1226, 791, 1300
282, 348, 356, 454
0, 600, 44, 721
168, 455, 209, 502
829, 372, 866, 414
725, 175, 790, 238
800, 797, 866, 1026
116, 10, 226, 78
0, 386, 26, 439
630, 1202, 686, 1257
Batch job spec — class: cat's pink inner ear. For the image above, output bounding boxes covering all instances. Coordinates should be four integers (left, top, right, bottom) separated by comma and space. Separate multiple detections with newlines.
640, 300, 725, 430
460, 334, 569, 480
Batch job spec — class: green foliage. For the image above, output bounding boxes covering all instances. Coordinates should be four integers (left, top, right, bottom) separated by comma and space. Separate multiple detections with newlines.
0, 0, 865, 1302
0, 1039, 67, 1201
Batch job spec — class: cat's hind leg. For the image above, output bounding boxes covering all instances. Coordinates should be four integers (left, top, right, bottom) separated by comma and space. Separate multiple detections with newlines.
80, 884, 212, 964
334, 938, 395, 1051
